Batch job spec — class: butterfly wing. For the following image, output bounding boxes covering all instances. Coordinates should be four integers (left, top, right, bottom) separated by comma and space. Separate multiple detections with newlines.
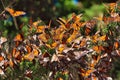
6, 8, 26, 17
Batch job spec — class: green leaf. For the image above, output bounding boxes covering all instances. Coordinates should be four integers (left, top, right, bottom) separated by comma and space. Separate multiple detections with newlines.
20, 17, 29, 23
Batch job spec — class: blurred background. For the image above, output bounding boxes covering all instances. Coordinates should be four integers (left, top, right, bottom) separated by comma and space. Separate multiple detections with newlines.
0, 0, 118, 26
0, 0, 120, 79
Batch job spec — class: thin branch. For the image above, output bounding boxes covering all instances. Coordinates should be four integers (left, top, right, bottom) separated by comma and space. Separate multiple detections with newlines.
1, 0, 5, 9
0, 1, 14, 16
0, 0, 18, 30
13, 16, 19, 30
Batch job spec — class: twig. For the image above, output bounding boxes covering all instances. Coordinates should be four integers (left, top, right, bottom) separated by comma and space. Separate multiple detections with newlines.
1, 0, 5, 9
0, 0, 19, 30
13, 16, 19, 30
0, 1, 14, 16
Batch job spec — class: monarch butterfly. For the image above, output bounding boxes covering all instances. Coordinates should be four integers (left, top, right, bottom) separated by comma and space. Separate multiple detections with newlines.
46, 42, 58, 49
108, 3, 117, 13
14, 34, 23, 47
36, 26, 45, 33
57, 77, 63, 80
0, 56, 4, 62
9, 59, 14, 68
62, 28, 74, 44
114, 41, 119, 49
24, 53, 34, 61
85, 27, 91, 35
5, 8, 26, 17
0, 37, 7, 44
99, 35, 108, 41
14, 34, 23, 41
26, 45, 32, 53
80, 68, 94, 77
12, 48, 23, 62
80, 39, 86, 47
0, 68, 4, 75
42, 52, 50, 58
58, 44, 66, 53
24, 70, 33, 78
93, 46, 104, 53
33, 49, 39, 57
104, 45, 113, 53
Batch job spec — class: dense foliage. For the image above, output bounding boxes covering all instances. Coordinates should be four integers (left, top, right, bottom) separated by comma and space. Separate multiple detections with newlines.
0, 0, 120, 80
